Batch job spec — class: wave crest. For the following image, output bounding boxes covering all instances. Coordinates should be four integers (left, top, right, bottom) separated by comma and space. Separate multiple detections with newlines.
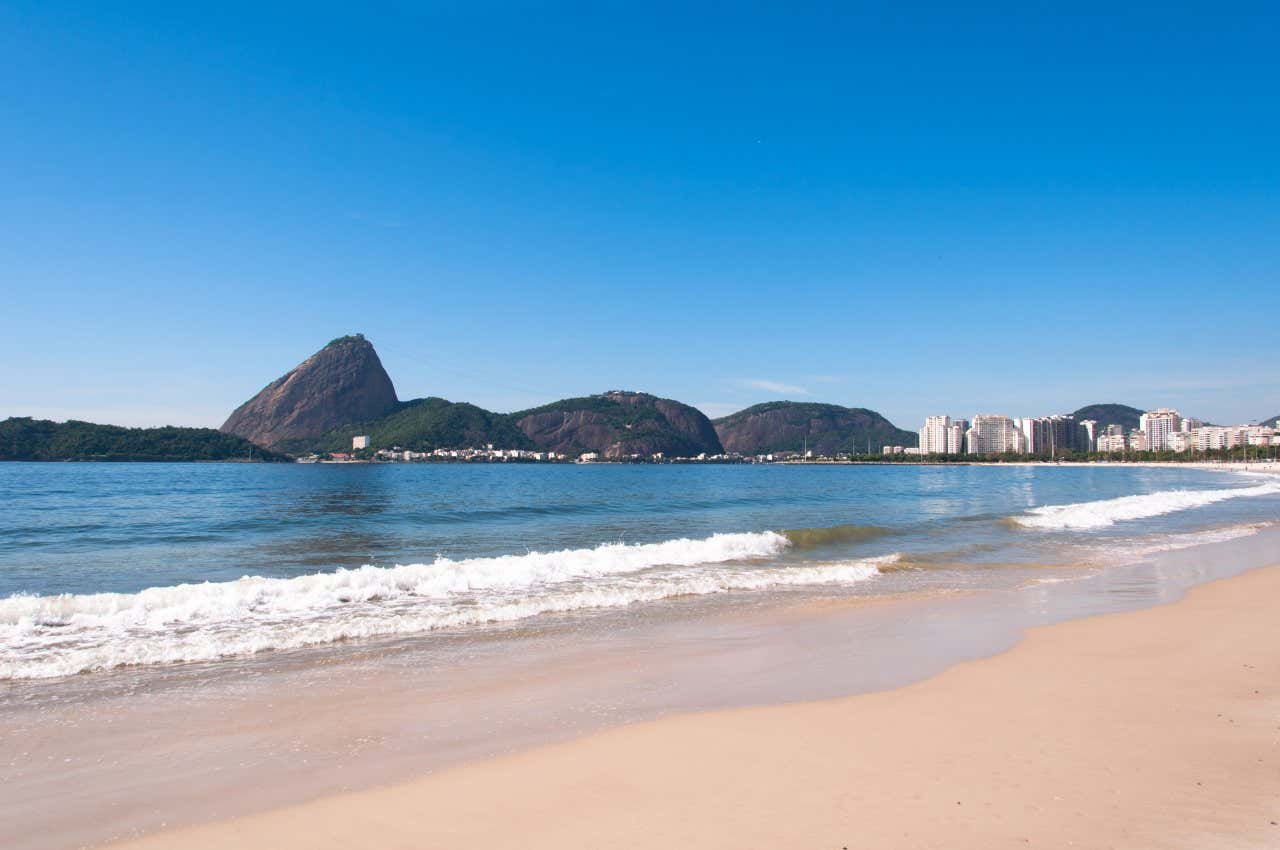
0, 532, 891, 680
1015, 480, 1280, 530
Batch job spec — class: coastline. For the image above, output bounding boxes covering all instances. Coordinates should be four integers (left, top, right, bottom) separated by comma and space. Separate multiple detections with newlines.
109, 562, 1280, 850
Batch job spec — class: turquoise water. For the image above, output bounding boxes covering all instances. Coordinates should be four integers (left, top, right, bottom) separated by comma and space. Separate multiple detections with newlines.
2, 462, 1278, 679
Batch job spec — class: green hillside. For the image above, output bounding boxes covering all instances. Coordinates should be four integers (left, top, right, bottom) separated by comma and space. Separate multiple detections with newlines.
1071, 403, 1143, 433
0, 417, 291, 462
713, 402, 916, 455
285, 397, 536, 453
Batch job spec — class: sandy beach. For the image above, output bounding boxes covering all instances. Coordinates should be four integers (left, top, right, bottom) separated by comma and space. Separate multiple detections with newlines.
108, 562, 1280, 850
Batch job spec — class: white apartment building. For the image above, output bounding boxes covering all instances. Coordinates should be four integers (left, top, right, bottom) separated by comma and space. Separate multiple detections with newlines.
947, 419, 967, 454
1079, 419, 1098, 452
919, 416, 967, 454
1096, 433, 1127, 452
965, 415, 1025, 455
352, 435, 370, 450
1190, 425, 1278, 451
1140, 408, 1182, 452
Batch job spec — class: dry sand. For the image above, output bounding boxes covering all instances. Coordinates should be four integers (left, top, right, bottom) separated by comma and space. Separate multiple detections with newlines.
112, 565, 1280, 850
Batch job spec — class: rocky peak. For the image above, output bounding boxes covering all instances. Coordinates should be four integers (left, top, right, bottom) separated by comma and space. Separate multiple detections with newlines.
220, 334, 399, 449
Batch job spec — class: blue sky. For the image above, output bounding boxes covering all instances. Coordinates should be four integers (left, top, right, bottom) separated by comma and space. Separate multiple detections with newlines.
2, 2, 1277, 429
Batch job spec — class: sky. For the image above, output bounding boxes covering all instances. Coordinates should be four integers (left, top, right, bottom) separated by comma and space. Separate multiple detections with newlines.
2, 2, 1278, 429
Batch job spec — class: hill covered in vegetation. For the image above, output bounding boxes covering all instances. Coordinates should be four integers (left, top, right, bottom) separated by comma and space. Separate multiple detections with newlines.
1, 418, 290, 462
1070, 403, 1143, 433
713, 402, 916, 455
288, 397, 537, 454
510, 392, 723, 458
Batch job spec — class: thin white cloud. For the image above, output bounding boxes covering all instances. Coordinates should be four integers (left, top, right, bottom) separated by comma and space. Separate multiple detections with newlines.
735, 379, 810, 396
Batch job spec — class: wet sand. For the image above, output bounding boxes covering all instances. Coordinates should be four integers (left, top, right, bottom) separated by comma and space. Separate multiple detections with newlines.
109, 562, 1280, 850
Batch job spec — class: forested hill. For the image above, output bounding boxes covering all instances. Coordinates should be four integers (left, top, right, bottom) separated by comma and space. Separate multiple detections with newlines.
282, 397, 536, 455
1070, 403, 1143, 433
0, 418, 292, 462
713, 402, 916, 454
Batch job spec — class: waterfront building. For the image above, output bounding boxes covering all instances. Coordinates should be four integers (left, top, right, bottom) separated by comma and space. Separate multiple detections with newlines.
947, 419, 967, 454
1140, 408, 1182, 451
1079, 419, 1098, 451
1017, 417, 1048, 454
919, 415, 966, 455
965, 415, 1025, 455
1096, 433, 1126, 452
352, 435, 370, 450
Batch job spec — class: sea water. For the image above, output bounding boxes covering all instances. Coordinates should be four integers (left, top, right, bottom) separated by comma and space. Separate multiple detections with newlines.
3, 461, 1280, 850
2, 461, 1278, 680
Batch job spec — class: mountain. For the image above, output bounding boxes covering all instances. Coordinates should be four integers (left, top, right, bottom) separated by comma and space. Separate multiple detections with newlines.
512, 391, 723, 458
1, 417, 290, 462
713, 402, 916, 455
1070, 403, 1143, 433
291, 397, 537, 454
1263, 414, 1279, 428
221, 334, 398, 449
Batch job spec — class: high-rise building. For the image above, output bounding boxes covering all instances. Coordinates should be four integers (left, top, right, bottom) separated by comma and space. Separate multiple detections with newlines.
1078, 419, 1098, 452
1047, 414, 1077, 455
965, 415, 1025, 455
1140, 408, 1182, 452
946, 419, 967, 454
919, 416, 951, 454
1014, 415, 1075, 455
919, 415, 969, 455
1017, 417, 1049, 454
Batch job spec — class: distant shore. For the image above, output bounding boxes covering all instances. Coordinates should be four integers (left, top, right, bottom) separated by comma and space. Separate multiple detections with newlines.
776, 459, 1280, 471
110, 563, 1280, 850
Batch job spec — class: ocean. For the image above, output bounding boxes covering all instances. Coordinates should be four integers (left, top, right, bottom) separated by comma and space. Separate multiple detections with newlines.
4, 460, 1280, 850
2, 461, 1278, 681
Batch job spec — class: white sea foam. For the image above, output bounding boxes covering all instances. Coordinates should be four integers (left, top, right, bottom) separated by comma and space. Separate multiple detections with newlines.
0, 532, 891, 680
1014, 480, 1280, 530
1090, 522, 1270, 563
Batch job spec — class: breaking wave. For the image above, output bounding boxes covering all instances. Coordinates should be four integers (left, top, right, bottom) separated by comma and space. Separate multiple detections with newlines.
0, 532, 892, 680
1014, 480, 1280, 530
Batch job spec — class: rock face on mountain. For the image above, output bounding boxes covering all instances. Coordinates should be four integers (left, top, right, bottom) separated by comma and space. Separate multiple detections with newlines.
513, 391, 724, 458
713, 402, 916, 455
1070, 403, 1143, 433
221, 335, 398, 449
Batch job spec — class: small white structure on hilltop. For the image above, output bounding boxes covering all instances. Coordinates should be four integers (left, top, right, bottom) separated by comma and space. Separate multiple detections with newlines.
352, 435, 370, 450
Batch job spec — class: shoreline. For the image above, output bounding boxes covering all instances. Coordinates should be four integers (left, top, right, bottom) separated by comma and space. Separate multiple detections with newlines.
107, 561, 1280, 850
